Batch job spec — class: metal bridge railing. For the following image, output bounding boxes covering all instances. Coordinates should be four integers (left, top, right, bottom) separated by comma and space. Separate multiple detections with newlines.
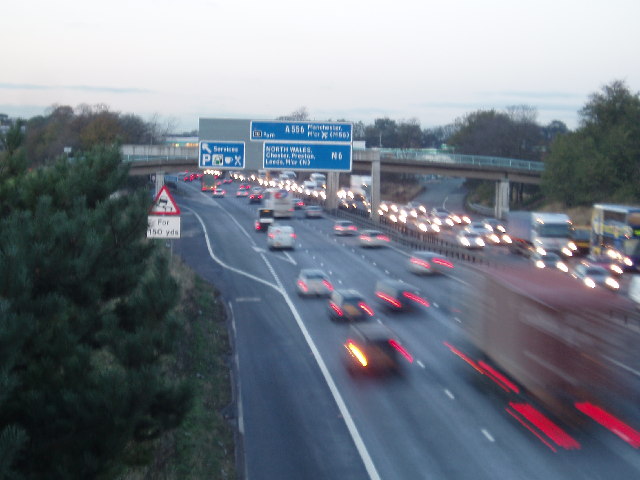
378, 149, 544, 172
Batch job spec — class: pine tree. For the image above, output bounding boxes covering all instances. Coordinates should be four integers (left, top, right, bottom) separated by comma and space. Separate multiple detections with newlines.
0, 145, 191, 479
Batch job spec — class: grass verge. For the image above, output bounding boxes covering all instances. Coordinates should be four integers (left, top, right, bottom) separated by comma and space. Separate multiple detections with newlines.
120, 254, 237, 480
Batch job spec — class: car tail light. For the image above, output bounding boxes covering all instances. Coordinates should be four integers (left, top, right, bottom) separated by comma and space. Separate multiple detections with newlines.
378, 235, 390, 242
375, 291, 402, 308
322, 280, 334, 291
330, 302, 343, 317
290, 233, 296, 238
575, 402, 640, 448
348, 225, 357, 231
389, 339, 413, 363
411, 258, 431, 269
358, 302, 374, 316
268, 233, 275, 239
402, 291, 430, 307
255, 222, 261, 230
297, 280, 308, 293
345, 340, 368, 367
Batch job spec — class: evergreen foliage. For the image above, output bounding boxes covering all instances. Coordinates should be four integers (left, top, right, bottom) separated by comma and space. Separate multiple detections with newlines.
0, 145, 191, 479
542, 80, 640, 206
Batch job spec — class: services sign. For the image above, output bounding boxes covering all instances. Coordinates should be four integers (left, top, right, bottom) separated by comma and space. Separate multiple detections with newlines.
199, 141, 245, 169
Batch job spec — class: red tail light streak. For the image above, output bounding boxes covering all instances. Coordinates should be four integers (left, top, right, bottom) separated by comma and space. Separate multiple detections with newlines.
358, 302, 375, 316
330, 302, 343, 317
389, 339, 413, 363
322, 280, 334, 292
402, 291, 430, 307
410, 258, 431, 269
507, 402, 581, 452
575, 402, 640, 448
375, 291, 402, 309
433, 258, 454, 269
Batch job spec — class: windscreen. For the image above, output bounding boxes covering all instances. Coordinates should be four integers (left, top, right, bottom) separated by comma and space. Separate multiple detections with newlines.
535, 223, 571, 238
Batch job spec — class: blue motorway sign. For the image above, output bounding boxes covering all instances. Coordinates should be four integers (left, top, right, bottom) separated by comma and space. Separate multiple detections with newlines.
263, 142, 352, 171
199, 141, 245, 169
251, 121, 352, 143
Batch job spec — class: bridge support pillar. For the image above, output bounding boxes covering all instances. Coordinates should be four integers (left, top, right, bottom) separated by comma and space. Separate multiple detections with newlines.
326, 171, 339, 210
370, 151, 381, 222
154, 171, 165, 197
495, 179, 510, 219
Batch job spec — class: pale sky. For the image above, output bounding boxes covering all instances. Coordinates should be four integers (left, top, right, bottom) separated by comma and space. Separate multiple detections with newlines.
2, 0, 639, 132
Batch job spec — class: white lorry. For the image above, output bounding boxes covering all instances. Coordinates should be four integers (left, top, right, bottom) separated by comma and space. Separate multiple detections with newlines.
507, 211, 576, 257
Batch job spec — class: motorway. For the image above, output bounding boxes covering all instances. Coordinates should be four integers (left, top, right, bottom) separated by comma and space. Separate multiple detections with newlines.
171, 179, 640, 480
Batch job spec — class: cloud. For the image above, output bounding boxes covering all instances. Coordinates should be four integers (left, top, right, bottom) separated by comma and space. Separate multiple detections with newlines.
0, 83, 152, 94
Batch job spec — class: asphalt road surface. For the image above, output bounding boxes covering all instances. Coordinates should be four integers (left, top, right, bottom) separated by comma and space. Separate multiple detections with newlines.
170, 179, 640, 480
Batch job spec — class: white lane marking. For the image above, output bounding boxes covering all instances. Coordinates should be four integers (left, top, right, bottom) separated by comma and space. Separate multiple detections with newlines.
236, 297, 261, 303
416, 360, 426, 369
444, 389, 455, 400
228, 302, 244, 435
187, 207, 280, 292
283, 250, 297, 265
188, 206, 381, 480
601, 354, 640, 378
481, 429, 495, 442
258, 251, 383, 480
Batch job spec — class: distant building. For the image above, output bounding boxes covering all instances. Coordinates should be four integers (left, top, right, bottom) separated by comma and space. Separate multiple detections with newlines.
163, 136, 199, 148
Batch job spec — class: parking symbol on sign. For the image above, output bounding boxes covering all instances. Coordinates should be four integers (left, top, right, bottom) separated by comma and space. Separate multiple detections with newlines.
213, 154, 223, 166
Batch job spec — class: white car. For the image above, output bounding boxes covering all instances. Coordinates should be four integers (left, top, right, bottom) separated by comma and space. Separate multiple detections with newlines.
304, 205, 323, 218
359, 230, 391, 248
407, 251, 454, 275
457, 230, 485, 249
267, 225, 296, 250
296, 269, 333, 296
571, 263, 619, 291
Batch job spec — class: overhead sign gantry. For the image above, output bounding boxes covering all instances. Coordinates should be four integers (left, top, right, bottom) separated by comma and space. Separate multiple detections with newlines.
198, 118, 353, 172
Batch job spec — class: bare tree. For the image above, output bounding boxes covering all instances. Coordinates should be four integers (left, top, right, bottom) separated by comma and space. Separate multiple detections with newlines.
277, 107, 309, 121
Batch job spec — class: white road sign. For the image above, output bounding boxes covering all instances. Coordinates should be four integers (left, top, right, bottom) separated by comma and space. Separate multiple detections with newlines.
147, 215, 181, 238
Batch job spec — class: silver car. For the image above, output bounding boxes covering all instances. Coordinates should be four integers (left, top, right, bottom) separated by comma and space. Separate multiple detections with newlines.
296, 269, 334, 296
407, 251, 455, 275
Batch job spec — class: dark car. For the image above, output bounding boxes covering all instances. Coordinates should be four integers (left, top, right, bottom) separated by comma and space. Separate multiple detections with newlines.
249, 191, 263, 204
374, 279, 430, 311
343, 323, 413, 376
255, 208, 274, 232
328, 289, 374, 322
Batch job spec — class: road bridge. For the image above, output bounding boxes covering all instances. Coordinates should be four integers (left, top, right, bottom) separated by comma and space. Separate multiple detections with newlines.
122, 145, 543, 219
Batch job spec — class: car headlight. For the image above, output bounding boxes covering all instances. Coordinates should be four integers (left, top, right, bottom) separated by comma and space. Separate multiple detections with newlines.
584, 278, 596, 288
561, 247, 573, 256
568, 241, 577, 251
502, 234, 512, 244
535, 260, 545, 269
536, 246, 547, 255
557, 262, 569, 272
605, 277, 620, 289
460, 237, 470, 246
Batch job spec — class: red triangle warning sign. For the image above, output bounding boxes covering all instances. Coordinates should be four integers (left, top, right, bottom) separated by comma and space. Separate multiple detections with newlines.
150, 186, 181, 215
